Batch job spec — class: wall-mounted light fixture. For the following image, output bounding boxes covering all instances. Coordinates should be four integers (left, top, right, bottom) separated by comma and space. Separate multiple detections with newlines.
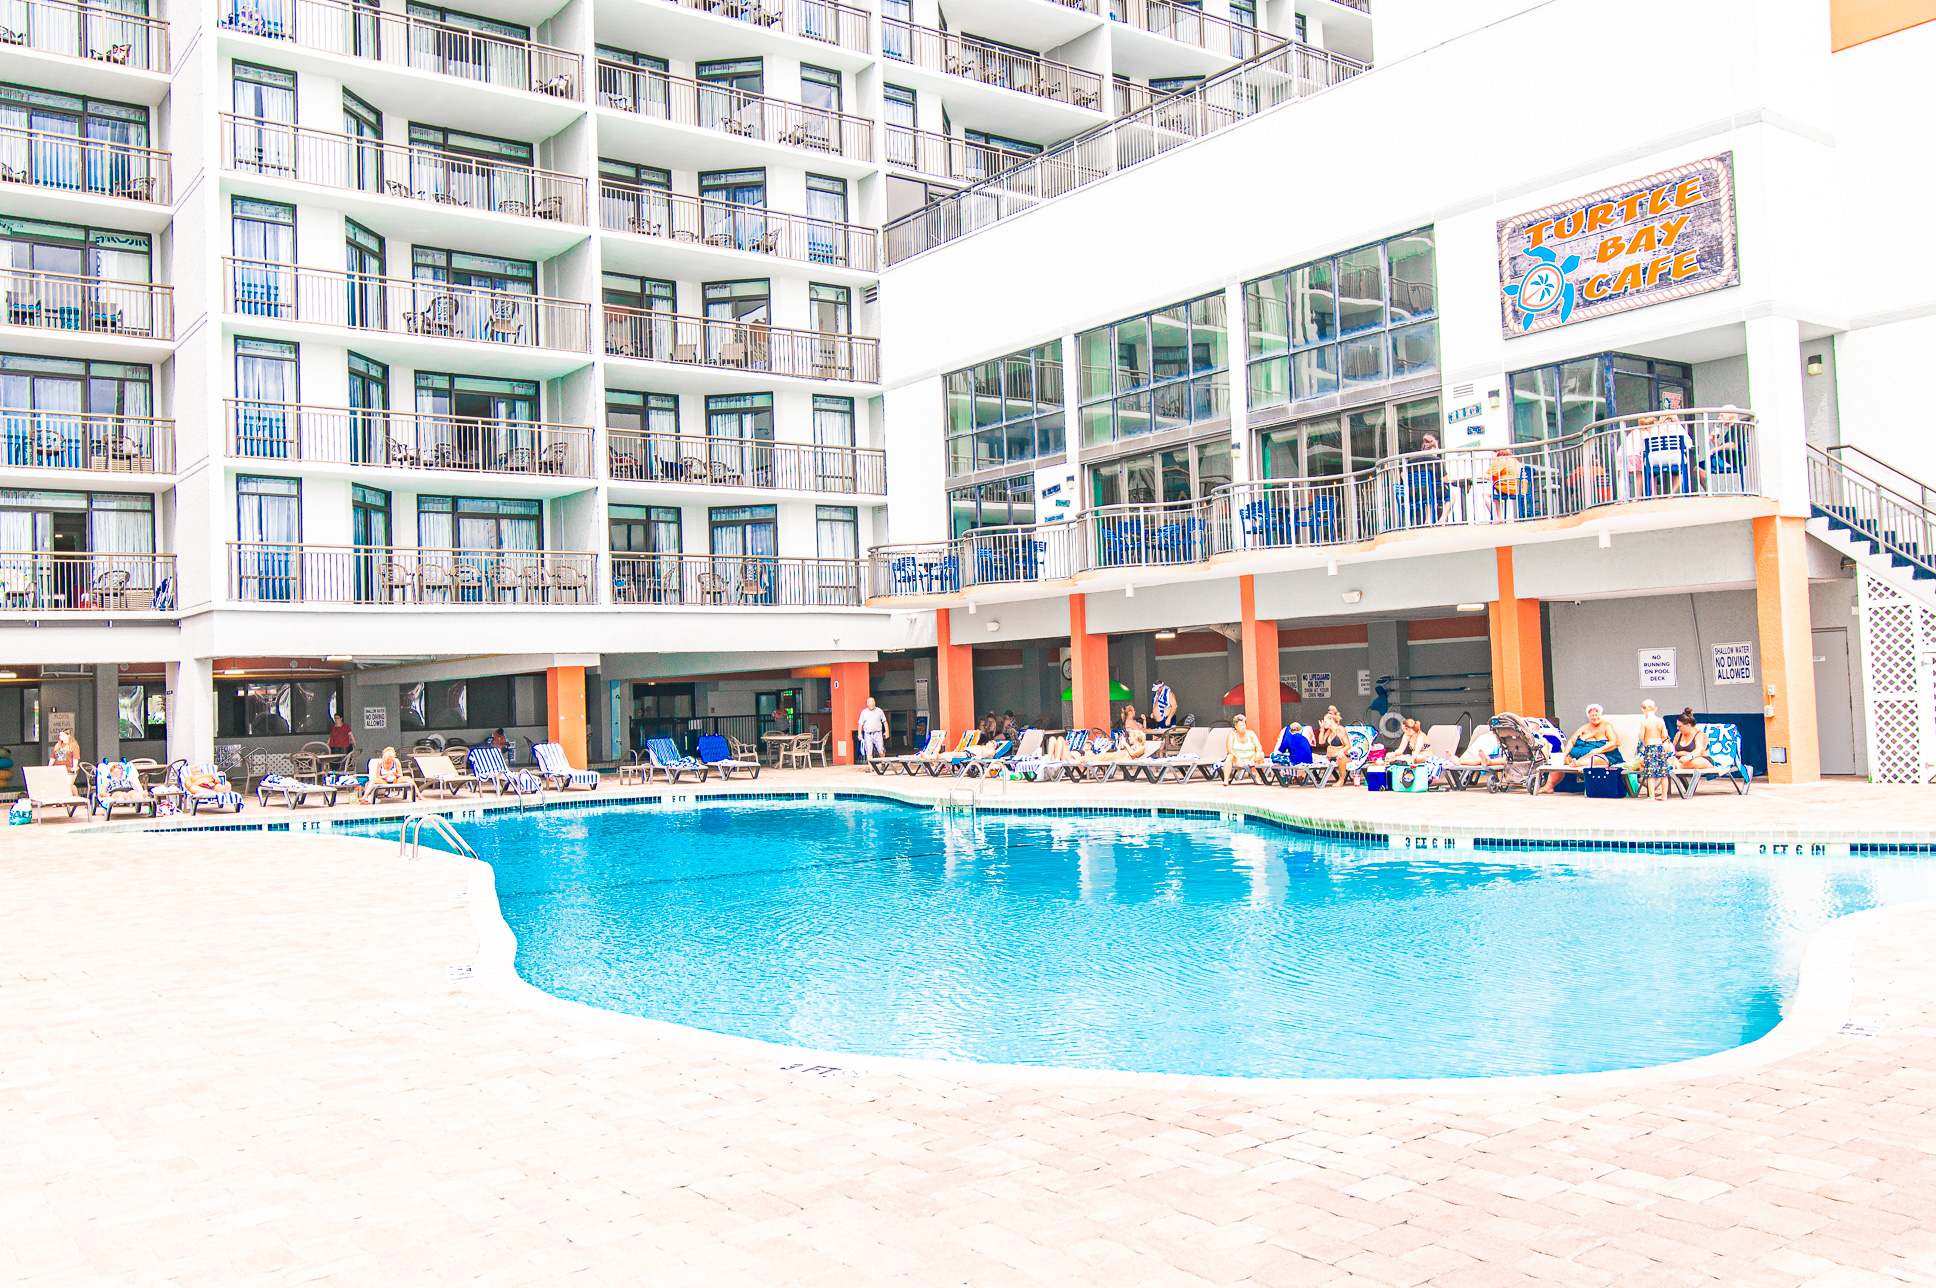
1341, 590, 1364, 605
1124, 583, 1135, 598
1455, 603, 1485, 613
1806, 354, 1825, 377
1154, 627, 1177, 641
986, 620, 1001, 633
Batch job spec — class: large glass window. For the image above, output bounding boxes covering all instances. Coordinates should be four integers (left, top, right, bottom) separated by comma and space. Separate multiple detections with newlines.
0, 83, 150, 195
233, 336, 296, 457
217, 679, 341, 737
230, 197, 293, 317
1, 354, 152, 467
1245, 228, 1437, 415
946, 475, 1035, 538
1508, 353, 1692, 444
943, 340, 1063, 480
1077, 291, 1227, 448
1087, 438, 1231, 506
1256, 395, 1442, 480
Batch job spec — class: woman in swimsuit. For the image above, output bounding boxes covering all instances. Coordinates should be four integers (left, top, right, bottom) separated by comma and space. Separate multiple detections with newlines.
1544, 703, 1623, 793
1222, 714, 1265, 781
1389, 718, 1427, 764
1315, 709, 1349, 786
1672, 709, 1710, 771
1636, 698, 1671, 802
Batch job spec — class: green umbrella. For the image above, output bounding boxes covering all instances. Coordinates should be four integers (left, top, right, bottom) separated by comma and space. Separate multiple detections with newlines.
1061, 679, 1134, 702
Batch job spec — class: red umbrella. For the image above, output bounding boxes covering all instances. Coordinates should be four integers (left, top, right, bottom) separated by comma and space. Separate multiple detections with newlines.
1221, 680, 1300, 706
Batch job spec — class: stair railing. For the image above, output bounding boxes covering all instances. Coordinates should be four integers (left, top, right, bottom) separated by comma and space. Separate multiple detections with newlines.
1807, 444, 1936, 579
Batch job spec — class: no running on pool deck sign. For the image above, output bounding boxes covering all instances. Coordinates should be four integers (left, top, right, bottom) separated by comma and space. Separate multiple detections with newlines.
1497, 153, 1740, 337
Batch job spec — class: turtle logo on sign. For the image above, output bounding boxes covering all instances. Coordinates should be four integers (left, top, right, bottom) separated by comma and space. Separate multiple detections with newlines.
1502, 244, 1580, 330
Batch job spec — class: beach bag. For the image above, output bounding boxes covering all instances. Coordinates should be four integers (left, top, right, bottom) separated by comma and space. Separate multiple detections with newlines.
1393, 763, 1429, 793
8, 798, 31, 826
1584, 766, 1628, 799
1364, 769, 1390, 792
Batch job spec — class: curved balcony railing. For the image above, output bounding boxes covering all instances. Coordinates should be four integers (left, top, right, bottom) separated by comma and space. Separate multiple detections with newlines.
885, 40, 1365, 262
608, 430, 885, 495
1109, 0, 1277, 57
0, 123, 171, 203
599, 182, 877, 271
2, 267, 172, 339
883, 19, 1103, 110
611, 553, 863, 607
219, 0, 583, 99
0, 550, 175, 611
224, 258, 591, 353
596, 61, 874, 160
866, 410, 1762, 597
662, 0, 871, 53
229, 543, 597, 605
0, 408, 173, 474
0, 0, 170, 69
602, 307, 878, 382
224, 400, 593, 477
220, 116, 586, 224
883, 125, 1037, 183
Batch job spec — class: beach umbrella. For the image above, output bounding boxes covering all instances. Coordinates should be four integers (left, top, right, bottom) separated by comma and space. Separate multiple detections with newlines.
1221, 680, 1300, 706
1060, 679, 1135, 702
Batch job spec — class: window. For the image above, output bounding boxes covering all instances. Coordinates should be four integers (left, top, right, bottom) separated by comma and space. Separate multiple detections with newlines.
800, 64, 842, 113
696, 58, 762, 132
1087, 438, 1231, 506
1245, 228, 1437, 415
883, 84, 916, 130
413, 372, 537, 467
0, 217, 152, 338
943, 340, 1064, 482
417, 494, 542, 552
0, 684, 40, 743
610, 503, 680, 552
117, 683, 166, 740
706, 392, 772, 481
230, 62, 295, 174
709, 503, 776, 559
396, 674, 529, 732
411, 246, 533, 293
1077, 291, 1227, 448
233, 474, 300, 599
346, 352, 388, 463
343, 90, 382, 191
233, 336, 296, 456
0, 354, 153, 466
0, 83, 149, 195
1508, 353, 1692, 444
882, 0, 911, 57
610, 504, 681, 603
344, 218, 384, 327
407, 123, 533, 209
947, 475, 1035, 537
815, 504, 859, 602
809, 283, 850, 335
218, 680, 341, 737
805, 175, 849, 264
596, 47, 670, 116
230, 197, 293, 317
602, 272, 675, 311
1256, 395, 1442, 480
703, 278, 769, 324
606, 389, 678, 445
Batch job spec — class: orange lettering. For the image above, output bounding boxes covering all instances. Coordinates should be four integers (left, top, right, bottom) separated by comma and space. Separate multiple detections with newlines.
1646, 183, 1676, 216
1617, 193, 1648, 222
1526, 218, 1557, 249
1596, 235, 1627, 263
1669, 248, 1701, 279
1580, 273, 1613, 300
1628, 224, 1660, 254
1610, 263, 1646, 293
1656, 213, 1691, 247
1583, 202, 1618, 233
1674, 175, 1704, 208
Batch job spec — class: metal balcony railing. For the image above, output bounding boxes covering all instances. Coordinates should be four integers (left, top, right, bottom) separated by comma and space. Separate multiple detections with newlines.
611, 553, 863, 607
2, 267, 172, 339
602, 308, 879, 382
866, 410, 1763, 597
0, 123, 171, 203
885, 40, 1366, 262
218, 0, 583, 98
1808, 444, 1936, 581
607, 430, 885, 495
882, 125, 1037, 183
224, 258, 591, 352
0, 408, 173, 473
596, 61, 874, 161
661, 0, 871, 53
228, 543, 597, 605
1109, 0, 1277, 57
0, 550, 175, 611
599, 182, 877, 271
225, 400, 594, 477
882, 20, 1103, 110
0, 0, 170, 69
220, 116, 586, 224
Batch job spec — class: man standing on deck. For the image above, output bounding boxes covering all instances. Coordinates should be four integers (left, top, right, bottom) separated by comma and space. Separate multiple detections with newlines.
856, 696, 888, 764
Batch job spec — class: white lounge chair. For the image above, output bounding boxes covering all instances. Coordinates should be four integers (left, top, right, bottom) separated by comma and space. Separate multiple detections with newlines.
22, 766, 88, 819
470, 746, 543, 796
256, 774, 343, 809
873, 729, 945, 775
1133, 726, 1211, 783
90, 759, 154, 818
413, 752, 478, 797
533, 740, 599, 790
646, 738, 711, 783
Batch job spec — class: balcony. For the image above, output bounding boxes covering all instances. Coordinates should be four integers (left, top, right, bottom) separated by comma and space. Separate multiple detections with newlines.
225, 400, 594, 479
224, 258, 591, 354
0, 0, 170, 71
660, 0, 871, 55
220, 116, 587, 225
595, 61, 875, 162
217, 0, 582, 100
867, 410, 1764, 597
882, 21, 1104, 111
602, 309, 878, 383
611, 553, 862, 607
0, 124, 170, 204
1109, 0, 1274, 57
0, 550, 175, 612
883, 125, 1036, 184
3, 267, 173, 340
1, 409, 173, 474
608, 431, 885, 495
599, 182, 877, 273
228, 543, 596, 605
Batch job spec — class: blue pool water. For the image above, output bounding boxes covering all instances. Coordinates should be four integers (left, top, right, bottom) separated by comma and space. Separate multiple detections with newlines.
427, 799, 1936, 1079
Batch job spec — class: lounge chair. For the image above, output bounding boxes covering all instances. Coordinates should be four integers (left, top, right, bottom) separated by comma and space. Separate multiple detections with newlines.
957, 738, 1017, 778
936, 738, 1008, 778
90, 759, 154, 818
1267, 729, 1326, 786
1176, 727, 1232, 782
1670, 722, 1755, 799
873, 729, 944, 775
533, 740, 600, 790
1014, 729, 1081, 780
972, 728, 1043, 778
913, 730, 980, 777
1341, 725, 1379, 786
363, 758, 418, 804
22, 766, 88, 819
157, 762, 246, 814
257, 773, 342, 809
698, 734, 761, 779
469, 746, 544, 796
412, 752, 478, 797
1441, 726, 1505, 790
1133, 726, 1211, 783
646, 737, 712, 783
1227, 727, 1295, 785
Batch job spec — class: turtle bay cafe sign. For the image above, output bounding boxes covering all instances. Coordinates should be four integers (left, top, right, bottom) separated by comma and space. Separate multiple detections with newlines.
1498, 153, 1739, 336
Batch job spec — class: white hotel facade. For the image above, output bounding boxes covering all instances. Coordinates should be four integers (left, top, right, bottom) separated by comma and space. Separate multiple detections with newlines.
0, 0, 1930, 786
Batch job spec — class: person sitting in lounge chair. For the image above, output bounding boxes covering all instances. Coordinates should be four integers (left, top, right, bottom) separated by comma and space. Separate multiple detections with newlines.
1314, 708, 1349, 786
1221, 714, 1265, 781
362, 746, 408, 804
1671, 708, 1711, 771
1387, 717, 1428, 764
1543, 703, 1624, 793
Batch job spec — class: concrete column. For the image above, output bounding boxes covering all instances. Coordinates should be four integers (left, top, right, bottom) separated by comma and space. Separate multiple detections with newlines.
935, 610, 974, 740
546, 665, 588, 767
829, 660, 867, 765
92, 665, 120, 763
165, 656, 215, 766
1754, 515, 1821, 783
1366, 620, 1408, 726
1487, 548, 1546, 719
1745, 314, 1808, 517
1068, 593, 1111, 731
1019, 643, 1060, 727
1238, 574, 1282, 743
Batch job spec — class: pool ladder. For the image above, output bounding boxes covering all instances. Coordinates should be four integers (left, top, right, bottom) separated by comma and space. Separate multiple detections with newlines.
399, 811, 478, 861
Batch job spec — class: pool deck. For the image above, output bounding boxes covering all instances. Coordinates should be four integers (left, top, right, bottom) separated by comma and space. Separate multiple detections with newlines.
8, 774, 1936, 1284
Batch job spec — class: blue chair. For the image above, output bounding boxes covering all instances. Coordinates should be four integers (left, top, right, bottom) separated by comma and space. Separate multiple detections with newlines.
697, 734, 760, 779
645, 737, 710, 783
1295, 495, 1338, 544
470, 746, 543, 795
1673, 723, 1754, 798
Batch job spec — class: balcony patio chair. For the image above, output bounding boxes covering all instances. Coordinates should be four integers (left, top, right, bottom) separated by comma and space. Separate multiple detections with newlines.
0, 26, 24, 44
0, 566, 32, 608
537, 441, 570, 474
497, 445, 534, 472
384, 180, 416, 200
99, 431, 151, 471
672, 341, 700, 363
716, 339, 748, 367
531, 195, 564, 221
514, 563, 549, 602
114, 176, 158, 201
372, 559, 413, 603
548, 563, 588, 602
484, 299, 526, 344
750, 228, 781, 254
735, 561, 772, 602
93, 43, 133, 63
405, 293, 458, 337
534, 72, 575, 98
384, 436, 422, 468
91, 568, 133, 610
497, 197, 531, 218
694, 569, 730, 603
27, 426, 69, 467
534, 740, 600, 790
627, 214, 663, 237
417, 560, 454, 601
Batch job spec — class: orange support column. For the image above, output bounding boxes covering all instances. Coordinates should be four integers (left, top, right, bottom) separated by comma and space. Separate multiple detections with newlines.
546, 665, 588, 768
1238, 575, 1282, 745
1754, 515, 1821, 783
935, 610, 975, 742
829, 660, 868, 765
1487, 548, 1547, 719
1069, 593, 1111, 732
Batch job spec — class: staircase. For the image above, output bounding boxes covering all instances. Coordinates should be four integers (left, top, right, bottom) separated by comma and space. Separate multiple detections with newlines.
1806, 444, 1936, 610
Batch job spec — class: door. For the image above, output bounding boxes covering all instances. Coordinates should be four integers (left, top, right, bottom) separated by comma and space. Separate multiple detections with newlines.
351, 484, 390, 603
1812, 627, 1857, 776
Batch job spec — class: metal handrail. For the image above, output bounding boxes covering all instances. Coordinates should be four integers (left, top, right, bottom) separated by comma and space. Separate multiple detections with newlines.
0, 407, 174, 473
1824, 443, 1936, 517
1808, 444, 1936, 579
228, 543, 599, 605
607, 430, 886, 494
660, 0, 872, 53
598, 181, 878, 271
881, 124, 1037, 183
1109, 0, 1283, 57
400, 811, 478, 860
602, 307, 879, 383
595, 60, 875, 160
0, 122, 172, 203
223, 399, 595, 477
0, 0, 170, 69
1, 266, 174, 338
882, 19, 1104, 109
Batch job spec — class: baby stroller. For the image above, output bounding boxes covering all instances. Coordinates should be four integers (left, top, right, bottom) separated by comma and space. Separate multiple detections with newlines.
1486, 713, 1552, 794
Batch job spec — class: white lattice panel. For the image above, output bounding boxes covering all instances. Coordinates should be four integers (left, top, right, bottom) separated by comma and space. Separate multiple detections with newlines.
1859, 569, 1936, 783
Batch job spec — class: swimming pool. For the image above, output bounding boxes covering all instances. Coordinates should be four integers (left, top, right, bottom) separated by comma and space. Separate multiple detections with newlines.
436, 798, 1936, 1079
